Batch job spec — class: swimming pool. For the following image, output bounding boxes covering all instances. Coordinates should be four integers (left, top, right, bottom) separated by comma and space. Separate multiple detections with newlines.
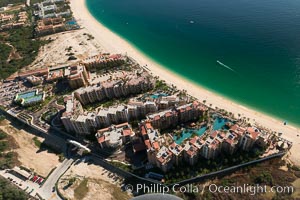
66, 20, 77, 25
150, 93, 168, 99
213, 117, 229, 130
24, 94, 43, 103
17, 91, 36, 100
174, 126, 207, 144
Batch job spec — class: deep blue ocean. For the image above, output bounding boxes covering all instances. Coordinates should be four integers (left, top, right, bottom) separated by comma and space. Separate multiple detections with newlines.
86, 0, 300, 126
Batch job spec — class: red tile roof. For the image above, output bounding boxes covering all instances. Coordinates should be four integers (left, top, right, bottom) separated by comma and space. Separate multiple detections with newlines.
97, 135, 105, 143
225, 138, 234, 145
210, 131, 218, 138
122, 129, 132, 136
247, 127, 260, 140
153, 142, 160, 150
154, 115, 160, 120
190, 136, 199, 144
165, 112, 172, 117
145, 122, 152, 129
186, 146, 198, 157
144, 140, 151, 149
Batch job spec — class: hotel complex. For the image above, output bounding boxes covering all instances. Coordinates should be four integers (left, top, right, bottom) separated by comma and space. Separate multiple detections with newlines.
139, 120, 272, 172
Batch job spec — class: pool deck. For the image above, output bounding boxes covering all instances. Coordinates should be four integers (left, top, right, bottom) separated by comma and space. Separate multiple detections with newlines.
174, 117, 230, 144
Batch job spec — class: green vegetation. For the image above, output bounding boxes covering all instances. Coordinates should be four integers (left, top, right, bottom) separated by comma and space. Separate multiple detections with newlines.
74, 178, 89, 200
68, 177, 76, 186
254, 171, 273, 185
184, 158, 297, 200
56, 96, 65, 105
0, 141, 8, 152
0, 177, 28, 200
41, 107, 58, 124
30, 0, 43, 4
0, 130, 7, 140
154, 80, 169, 91
0, 0, 24, 7
32, 136, 42, 148
0, 43, 12, 74
84, 97, 130, 111
0, 130, 20, 169
58, 153, 64, 162
110, 161, 131, 172
26, 96, 53, 112
0, 115, 5, 122
0, 26, 48, 79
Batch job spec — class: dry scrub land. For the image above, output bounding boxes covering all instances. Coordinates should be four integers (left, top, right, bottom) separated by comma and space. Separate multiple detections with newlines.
0, 119, 60, 177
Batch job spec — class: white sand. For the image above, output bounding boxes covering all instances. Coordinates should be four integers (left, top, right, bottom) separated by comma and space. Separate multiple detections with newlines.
70, 0, 300, 165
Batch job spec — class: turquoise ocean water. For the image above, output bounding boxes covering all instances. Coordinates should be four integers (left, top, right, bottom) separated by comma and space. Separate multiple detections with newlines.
86, 0, 300, 126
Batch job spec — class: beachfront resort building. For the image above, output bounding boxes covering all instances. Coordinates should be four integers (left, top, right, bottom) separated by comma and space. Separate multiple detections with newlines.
146, 101, 206, 130
74, 71, 153, 105
147, 109, 179, 130
33, 0, 71, 19
82, 54, 125, 70
65, 65, 89, 89
14, 89, 45, 106
239, 127, 261, 151
156, 146, 174, 172
61, 95, 84, 133
95, 123, 134, 149
169, 142, 183, 166
139, 118, 272, 172
61, 97, 203, 136
35, 16, 65, 36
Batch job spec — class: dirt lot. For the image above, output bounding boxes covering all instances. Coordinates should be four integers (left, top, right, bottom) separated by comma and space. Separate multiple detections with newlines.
24, 29, 104, 71
58, 160, 131, 200
0, 119, 60, 177
292, 178, 300, 199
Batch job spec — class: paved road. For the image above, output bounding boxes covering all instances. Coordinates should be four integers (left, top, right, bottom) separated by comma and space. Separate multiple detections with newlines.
0, 158, 75, 200
40, 158, 74, 200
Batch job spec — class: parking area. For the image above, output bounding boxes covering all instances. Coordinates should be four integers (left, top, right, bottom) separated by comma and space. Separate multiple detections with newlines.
0, 169, 44, 197
0, 81, 27, 107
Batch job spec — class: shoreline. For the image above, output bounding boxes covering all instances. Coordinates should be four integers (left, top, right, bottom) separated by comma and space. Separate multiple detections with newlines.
70, 0, 300, 165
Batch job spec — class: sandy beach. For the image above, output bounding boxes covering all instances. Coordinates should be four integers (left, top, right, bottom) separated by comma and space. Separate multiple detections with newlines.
70, 0, 300, 165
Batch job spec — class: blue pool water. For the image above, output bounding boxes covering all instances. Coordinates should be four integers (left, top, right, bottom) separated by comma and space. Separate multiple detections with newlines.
213, 117, 228, 130
66, 20, 77, 25
150, 93, 168, 99
174, 126, 207, 144
25, 95, 43, 103
174, 117, 229, 144
18, 91, 36, 99
87, 0, 300, 127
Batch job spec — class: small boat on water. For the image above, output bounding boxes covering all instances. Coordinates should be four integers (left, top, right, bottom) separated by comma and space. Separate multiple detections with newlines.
216, 60, 235, 72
